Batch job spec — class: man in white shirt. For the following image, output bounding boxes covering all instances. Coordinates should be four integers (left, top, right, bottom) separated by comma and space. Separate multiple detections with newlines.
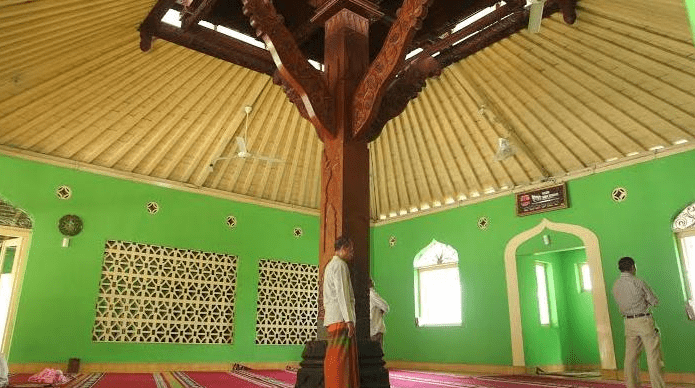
611, 256, 665, 388
323, 236, 359, 388
369, 278, 389, 348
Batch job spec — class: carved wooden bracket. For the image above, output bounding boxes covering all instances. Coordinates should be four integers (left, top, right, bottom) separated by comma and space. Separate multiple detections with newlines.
242, 0, 334, 140
155, 24, 276, 75
351, 0, 434, 140
435, 8, 528, 69
558, 0, 578, 24
362, 56, 441, 142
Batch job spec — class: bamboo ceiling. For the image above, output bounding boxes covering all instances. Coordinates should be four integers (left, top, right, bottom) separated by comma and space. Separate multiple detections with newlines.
1, 0, 694, 221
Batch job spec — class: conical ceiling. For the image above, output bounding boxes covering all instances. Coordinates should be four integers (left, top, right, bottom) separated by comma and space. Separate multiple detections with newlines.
1, 0, 694, 221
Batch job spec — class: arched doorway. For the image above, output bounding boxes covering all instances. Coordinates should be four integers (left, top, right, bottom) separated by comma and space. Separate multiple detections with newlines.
0, 198, 33, 356
504, 219, 616, 371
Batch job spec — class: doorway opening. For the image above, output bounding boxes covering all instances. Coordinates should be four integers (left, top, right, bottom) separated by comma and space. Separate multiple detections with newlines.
517, 241, 601, 374
504, 219, 617, 374
0, 198, 33, 356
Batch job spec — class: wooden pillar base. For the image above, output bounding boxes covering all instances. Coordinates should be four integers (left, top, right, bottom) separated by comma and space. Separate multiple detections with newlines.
295, 340, 390, 388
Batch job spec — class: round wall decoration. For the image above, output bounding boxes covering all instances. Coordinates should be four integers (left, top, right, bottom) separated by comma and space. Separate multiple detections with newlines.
477, 216, 490, 230
293, 227, 303, 238
58, 214, 83, 236
226, 215, 237, 228
56, 185, 72, 200
146, 201, 159, 214
611, 187, 627, 203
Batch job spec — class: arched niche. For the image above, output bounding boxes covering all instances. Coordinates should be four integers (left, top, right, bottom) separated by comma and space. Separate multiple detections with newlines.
504, 218, 617, 370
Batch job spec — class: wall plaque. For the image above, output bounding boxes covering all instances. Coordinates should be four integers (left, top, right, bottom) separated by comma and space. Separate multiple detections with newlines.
516, 183, 568, 216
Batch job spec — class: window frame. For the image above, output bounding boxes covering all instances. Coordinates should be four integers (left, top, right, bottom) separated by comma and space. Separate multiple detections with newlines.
535, 262, 551, 326
676, 228, 695, 304
414, 262, 462, 327
579, 262, 592, 292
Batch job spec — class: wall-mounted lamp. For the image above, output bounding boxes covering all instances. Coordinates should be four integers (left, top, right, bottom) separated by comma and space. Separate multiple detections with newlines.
542, 234, 551, 246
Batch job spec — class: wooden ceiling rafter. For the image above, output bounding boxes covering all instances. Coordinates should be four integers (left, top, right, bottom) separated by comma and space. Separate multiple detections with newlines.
180, 0, 220, 31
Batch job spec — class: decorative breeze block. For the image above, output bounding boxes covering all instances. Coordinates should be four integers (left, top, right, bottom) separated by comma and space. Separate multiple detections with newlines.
92, 240, 238, 344
255, 259, 318, 345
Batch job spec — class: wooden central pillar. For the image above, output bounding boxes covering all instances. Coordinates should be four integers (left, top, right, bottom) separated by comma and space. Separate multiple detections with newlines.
296, 4, 389, 388
317, 6, 373, 342
238, 1, 437, 386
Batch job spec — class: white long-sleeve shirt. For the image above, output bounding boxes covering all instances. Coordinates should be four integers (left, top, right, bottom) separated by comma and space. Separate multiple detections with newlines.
370, 287, 389, 336
612, 272, 659, 316
323, 256, 356, 326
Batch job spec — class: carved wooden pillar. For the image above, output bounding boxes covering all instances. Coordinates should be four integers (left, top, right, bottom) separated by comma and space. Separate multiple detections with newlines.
240, 1, 435, 386
317, 6, 373, 342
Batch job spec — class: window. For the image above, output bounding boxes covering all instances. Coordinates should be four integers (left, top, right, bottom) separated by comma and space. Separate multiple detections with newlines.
579, 262, 592, 292
535, 263, 551, 325
672, 203, 695, 317
413, 240, 462, 326
677, 230, 695, 306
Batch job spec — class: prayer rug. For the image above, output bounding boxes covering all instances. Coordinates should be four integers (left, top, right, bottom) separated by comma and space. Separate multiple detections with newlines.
238, 369, 298, 385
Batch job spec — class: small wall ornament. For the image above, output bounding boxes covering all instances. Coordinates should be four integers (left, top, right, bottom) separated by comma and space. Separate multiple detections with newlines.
56, 185, 72, 200
293, 227, 303, 238
477, 216, 490, 230
146, 201, 159, 214
611, 187, 627, 203
388, 236, 396, 247
226, 215, 237, 228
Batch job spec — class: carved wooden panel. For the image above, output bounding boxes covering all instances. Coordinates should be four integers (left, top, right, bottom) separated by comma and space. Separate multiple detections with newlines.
255, 259, 318, 345
92, 240, 237, 344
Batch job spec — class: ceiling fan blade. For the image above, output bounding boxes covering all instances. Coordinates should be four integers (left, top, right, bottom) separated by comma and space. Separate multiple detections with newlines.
235, 136, 248, 154
252, 154, 285, 163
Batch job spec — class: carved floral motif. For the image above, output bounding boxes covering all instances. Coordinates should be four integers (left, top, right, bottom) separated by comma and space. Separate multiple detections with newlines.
673, 204, 695, 231
242, 0, 334, 139
352, 0, 434, 139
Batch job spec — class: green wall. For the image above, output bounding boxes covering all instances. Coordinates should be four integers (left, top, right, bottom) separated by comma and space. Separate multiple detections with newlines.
517, 247, 600, 368
3, 148, 695, 372
685, 0, 695, 45
0, 154, 318, 364
372, 149, 695, 372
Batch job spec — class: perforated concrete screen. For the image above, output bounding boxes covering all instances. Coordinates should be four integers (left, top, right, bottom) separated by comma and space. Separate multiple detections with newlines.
255, 259, 318, 345
92, 240, 237, 344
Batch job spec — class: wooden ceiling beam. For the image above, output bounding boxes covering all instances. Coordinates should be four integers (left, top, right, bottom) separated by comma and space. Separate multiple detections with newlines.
152, 24, 276, 76
181, 0, 220, 31
404, 0, 573, 71
139, 0, 176, 51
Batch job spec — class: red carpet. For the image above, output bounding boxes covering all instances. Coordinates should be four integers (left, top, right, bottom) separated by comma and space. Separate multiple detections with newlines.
8, 369, 670, 388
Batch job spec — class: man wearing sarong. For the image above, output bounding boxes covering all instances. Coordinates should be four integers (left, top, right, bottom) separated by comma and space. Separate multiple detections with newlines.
323, 236, 359, 388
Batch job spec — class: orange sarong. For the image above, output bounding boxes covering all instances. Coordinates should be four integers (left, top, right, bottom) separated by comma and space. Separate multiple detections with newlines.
324, 322, 359, 388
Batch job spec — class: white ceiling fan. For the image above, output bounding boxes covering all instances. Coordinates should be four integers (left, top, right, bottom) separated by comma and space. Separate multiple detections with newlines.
208, 106, 284, 172
527, 0, 546, 33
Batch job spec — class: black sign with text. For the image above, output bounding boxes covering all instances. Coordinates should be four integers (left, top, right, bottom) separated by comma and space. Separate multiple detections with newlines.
516, 183, 568, 216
